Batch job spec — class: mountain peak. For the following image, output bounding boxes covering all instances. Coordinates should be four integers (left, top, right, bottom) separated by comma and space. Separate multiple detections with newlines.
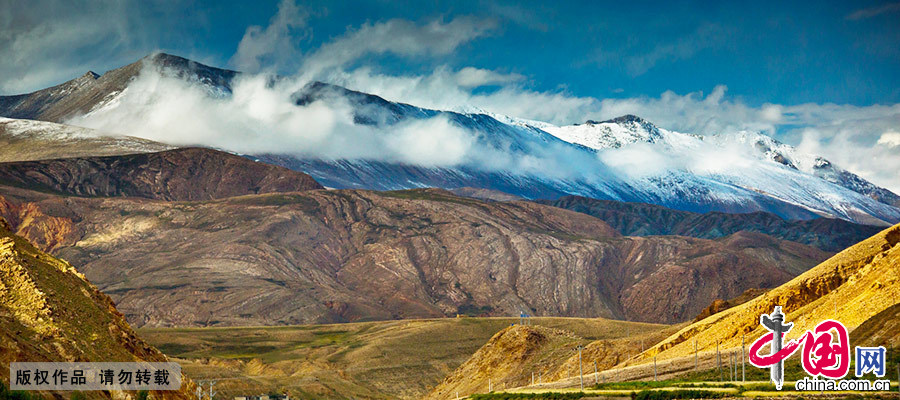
601, 114, 652, 125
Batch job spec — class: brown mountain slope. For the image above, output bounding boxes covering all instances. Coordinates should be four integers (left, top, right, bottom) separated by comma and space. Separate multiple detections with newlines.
0, 147, 323, 201
0, 117, 176, 162
0, 218, 192, 399
638, 222, 900, 362
537, 195, 884, 252
0, 186, 828, 326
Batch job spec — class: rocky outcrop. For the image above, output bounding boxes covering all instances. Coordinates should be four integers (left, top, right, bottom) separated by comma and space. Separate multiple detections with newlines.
0, 195, 79, 252
0, 147, 323, 201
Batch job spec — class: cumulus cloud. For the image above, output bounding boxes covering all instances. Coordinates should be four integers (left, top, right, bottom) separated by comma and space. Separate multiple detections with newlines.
229, 0, 309, 73
877, 131, 900, 147
300, 16, 497, 78
320, 66, 597, 125
0, 0, 148, 93
65, 64, 484, 168
33, 3, 898, 194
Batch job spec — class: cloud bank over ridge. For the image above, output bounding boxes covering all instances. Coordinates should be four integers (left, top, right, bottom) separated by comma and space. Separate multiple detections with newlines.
24, 0, 899, 193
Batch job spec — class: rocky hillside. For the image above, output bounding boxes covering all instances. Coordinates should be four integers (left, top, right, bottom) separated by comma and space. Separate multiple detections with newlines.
0, 147, 323, 200
640, 222, 900, 361
0, 185, 828, 326
0, 218, 192, 399
538, 195, 883, 251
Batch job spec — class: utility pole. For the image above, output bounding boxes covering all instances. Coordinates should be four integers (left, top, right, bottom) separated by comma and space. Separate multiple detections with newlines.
694, 339, 698, 370
717, 342, 722, 382
734, 351, 738, 381
654, 355, 658, 381
577, 345, 585, 390
742, 335, 746, 382
594, 361, 598, 385
732, 351, 736, 381
489, 378, 492, 393
532, 372, 534, 386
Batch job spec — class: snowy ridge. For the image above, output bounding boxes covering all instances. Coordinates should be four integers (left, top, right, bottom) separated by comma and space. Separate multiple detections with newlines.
529, 116, 900, 225
5, 53, 897, 225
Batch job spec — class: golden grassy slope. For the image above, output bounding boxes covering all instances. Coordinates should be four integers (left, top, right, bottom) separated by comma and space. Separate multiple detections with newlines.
639, 222, 900, 361
423, 319, 683, 400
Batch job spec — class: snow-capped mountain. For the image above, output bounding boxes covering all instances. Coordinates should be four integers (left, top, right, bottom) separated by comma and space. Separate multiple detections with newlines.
1, 53, 898, 226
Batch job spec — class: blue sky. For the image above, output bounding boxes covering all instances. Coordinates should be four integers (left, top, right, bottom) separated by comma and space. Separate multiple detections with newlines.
3, 0, 900, 106
2, 0, 900, 190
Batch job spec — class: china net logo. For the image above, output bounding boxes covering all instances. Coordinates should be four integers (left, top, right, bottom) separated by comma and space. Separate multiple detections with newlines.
748, 306, 892, 392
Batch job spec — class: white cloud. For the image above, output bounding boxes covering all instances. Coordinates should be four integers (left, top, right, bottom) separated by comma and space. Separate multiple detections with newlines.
300, 16, 497, 78
876, 131, 900, 147
229, 0, 308, 73
64, 63, 489, 169
25, 4, 896, 195
453, 67, 524, 87
0, 0, 146, 93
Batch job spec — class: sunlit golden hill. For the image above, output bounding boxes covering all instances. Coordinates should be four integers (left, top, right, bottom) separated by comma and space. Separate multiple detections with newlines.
642, 222, 900, 361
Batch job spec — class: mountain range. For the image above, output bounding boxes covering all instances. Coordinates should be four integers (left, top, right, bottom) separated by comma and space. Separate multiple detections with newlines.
0, 176, 829, 326
1, 53, 899, 226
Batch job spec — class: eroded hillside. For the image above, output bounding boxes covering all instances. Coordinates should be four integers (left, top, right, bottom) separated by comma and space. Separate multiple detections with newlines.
0, 185, 829, 327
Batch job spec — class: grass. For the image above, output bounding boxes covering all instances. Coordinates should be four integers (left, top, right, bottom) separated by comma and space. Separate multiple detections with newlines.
632, 389, 728, 400
470, 393, 587, 399
0, 382, 43, 400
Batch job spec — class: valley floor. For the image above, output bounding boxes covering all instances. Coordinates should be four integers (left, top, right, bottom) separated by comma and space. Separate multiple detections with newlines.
138, 317, 669, 400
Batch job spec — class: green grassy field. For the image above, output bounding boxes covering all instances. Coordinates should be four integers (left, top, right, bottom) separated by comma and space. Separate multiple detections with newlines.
139, 317, 669, 400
